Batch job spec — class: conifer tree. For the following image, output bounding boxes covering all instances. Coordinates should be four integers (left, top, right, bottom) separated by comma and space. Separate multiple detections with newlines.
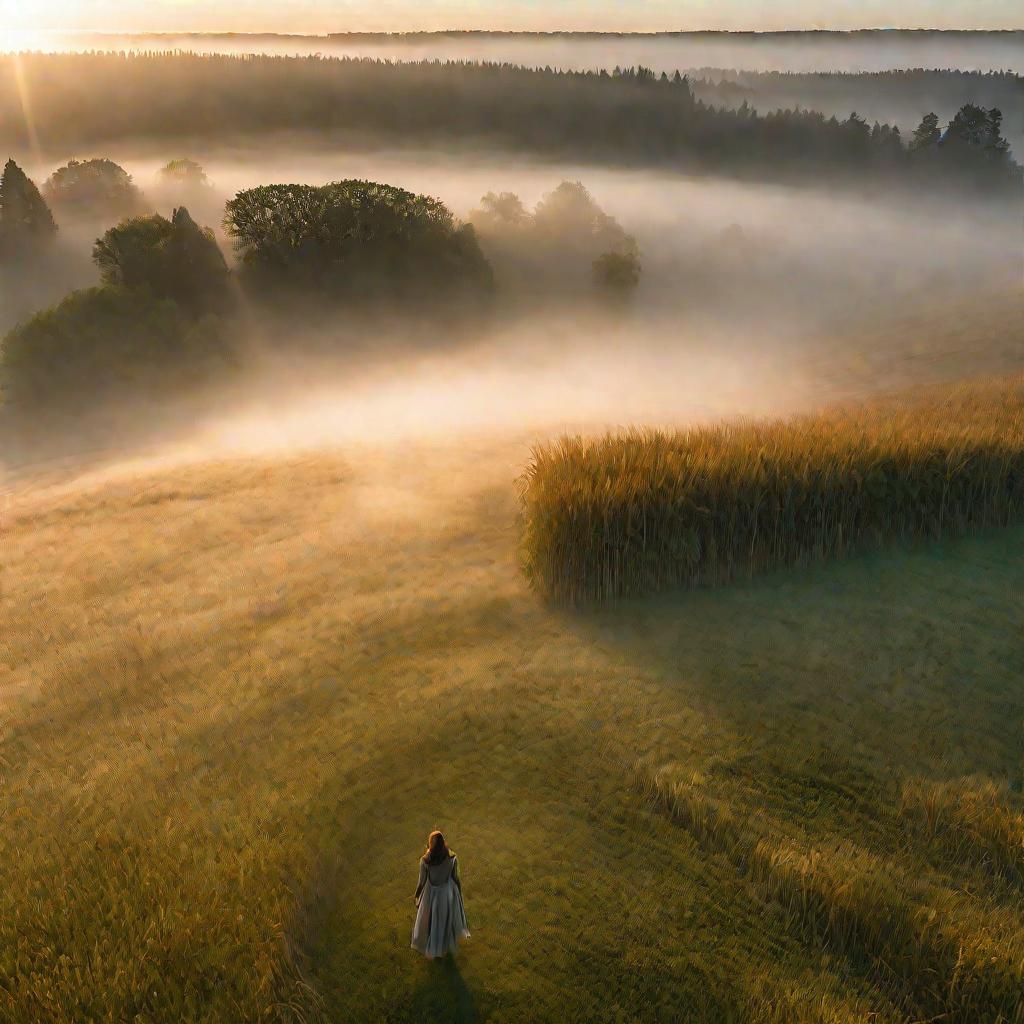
910, 112, 942, 151
0, 158, 57, 258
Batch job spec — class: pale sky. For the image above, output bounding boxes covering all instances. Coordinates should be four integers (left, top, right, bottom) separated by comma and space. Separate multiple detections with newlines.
1, 0, 1021, 35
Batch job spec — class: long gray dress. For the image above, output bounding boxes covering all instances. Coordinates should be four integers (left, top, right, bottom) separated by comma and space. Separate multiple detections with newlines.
410, 854, 470, 958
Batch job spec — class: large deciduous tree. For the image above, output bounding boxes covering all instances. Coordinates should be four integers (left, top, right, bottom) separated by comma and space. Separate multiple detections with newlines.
93, 207, 230, 313
223, 179, 493, 309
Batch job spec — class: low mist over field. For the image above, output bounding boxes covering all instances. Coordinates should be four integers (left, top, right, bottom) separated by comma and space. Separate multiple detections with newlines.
3, 133, 1021, 476
7, 143, 1020, 322
3, 143, 1020, 471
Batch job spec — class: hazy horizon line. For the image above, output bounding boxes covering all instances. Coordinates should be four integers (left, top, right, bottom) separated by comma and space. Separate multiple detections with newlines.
48, 27, 1024, 37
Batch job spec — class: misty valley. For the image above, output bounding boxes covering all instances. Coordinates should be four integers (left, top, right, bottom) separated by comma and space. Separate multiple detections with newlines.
1, 26, 1023, 1024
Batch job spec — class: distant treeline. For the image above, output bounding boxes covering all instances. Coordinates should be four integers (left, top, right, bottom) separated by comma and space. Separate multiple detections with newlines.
2, 52, 1020, 193
688, 68, 1024, 149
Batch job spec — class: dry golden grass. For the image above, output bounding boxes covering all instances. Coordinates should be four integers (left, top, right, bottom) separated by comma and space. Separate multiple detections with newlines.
635, 758, 1024, 1023
521, 375, 1024, 602
2, 431, 1023, 1023
902, 776, 1024, 884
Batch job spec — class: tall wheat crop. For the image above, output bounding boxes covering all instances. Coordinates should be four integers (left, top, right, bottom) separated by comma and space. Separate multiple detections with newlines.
521, 376, 1024, 602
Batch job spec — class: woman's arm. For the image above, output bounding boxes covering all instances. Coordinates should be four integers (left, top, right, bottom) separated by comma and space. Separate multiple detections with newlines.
413, 860, 427, 901
452, 857, 462, 890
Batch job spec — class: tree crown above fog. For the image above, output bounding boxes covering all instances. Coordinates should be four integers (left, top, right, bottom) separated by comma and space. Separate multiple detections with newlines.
532, 182, 638, 257
224, 179, 493, 309
473, 181, 637, 253
43, 158, 148, 220
469, 180, 641, 302
93, 207, 230, 314
159, 159, 211, 188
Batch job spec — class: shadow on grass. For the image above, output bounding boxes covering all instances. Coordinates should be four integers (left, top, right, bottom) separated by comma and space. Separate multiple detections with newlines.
561, 525, 1024, 786
550, 528, 1024, 1021
407, 955, 480, 1024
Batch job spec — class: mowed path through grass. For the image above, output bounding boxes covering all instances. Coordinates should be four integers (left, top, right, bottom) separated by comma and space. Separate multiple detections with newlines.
1, 436, 1022, 1023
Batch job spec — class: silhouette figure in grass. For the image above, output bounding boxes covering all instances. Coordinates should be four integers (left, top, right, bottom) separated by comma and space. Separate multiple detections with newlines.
411, 830, 470, 958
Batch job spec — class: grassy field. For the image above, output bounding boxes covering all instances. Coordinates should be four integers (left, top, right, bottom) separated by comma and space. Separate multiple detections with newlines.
2, 420, 1023, 1022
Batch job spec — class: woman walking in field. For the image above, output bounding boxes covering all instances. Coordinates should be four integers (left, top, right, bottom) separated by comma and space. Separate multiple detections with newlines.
411, 830, 470, 959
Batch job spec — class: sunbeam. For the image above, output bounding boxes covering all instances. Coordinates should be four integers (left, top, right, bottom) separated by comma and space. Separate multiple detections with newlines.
10, 53, 44, 164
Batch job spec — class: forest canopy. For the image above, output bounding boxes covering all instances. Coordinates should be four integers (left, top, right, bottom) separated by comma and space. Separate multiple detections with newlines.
1, 52, 1019, 195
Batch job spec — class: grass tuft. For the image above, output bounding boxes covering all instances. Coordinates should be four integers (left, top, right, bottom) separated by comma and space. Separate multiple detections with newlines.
902, 776, 1024, 885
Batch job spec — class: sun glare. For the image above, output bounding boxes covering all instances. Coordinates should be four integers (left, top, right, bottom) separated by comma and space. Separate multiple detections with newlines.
0, 29, 51, 54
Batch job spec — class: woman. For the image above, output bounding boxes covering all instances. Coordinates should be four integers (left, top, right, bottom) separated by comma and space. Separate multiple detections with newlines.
410, 830, 470, 959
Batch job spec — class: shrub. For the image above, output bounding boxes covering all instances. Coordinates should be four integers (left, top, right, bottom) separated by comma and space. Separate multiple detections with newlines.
93, 207, 230, 313
43, 158, 147, 220
0, 286, 232, 413
520, 377, 1024, 603
224, 179, 493, 312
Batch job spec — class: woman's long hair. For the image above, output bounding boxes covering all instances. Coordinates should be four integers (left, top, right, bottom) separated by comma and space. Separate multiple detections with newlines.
422, 830, 453, 865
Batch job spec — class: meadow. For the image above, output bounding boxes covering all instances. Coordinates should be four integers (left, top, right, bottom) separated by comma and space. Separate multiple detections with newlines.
2, 368, 1023, 1021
